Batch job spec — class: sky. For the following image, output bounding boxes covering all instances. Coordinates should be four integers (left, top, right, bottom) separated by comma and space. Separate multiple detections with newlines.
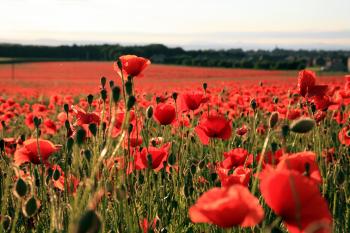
1, 0, 350, 50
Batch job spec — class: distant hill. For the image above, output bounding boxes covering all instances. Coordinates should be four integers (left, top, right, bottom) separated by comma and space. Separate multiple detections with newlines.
0, 43, 349, 71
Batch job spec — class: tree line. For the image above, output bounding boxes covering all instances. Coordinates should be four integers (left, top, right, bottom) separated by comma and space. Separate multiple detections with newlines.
0, 43, 349, 71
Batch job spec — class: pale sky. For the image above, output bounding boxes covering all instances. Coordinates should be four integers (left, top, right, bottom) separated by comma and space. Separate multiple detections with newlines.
1, 0, 350, 50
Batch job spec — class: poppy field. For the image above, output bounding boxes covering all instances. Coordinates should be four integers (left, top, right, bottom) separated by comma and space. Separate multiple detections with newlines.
0, 57, 349, 233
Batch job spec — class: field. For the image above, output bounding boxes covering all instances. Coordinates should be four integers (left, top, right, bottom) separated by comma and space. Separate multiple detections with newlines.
0, 59, 349, 233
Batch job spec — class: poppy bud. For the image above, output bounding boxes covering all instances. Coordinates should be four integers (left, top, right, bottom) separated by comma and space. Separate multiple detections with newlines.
100, 77, 106, 89
14, 178, 28, 198
172, 92, 178, 101
127, 75, 133, 81
127, 96, 136, 111
100, 90, 107, 102
125, 80, 133, 96
203, 83, 208, 91
76, 128, 86, 145
1, 121, 5, 129
112, 86, 121, 103
87, 94, 94, 105
259, 81, 263, 87
64, 104, 69, 114
53, 168, 61, 181
168, 153, 176, 166
33, 117, 41, 128
1, 215, 11, 231
0, 139, 4, 152
76, 210, 102, 233
156, 96, 161, 104
273, 96, 278, 104
88, 123, 97, 136
290, 117, 315, 134
269, 112, 279, 128
23, 197, 39, 218
84, 149, 92, 161
146, 106, 153, 119
109, 80, 114, 88
67, 137, 74, 152
250, 99, 257, 110
281, 124, 289, 138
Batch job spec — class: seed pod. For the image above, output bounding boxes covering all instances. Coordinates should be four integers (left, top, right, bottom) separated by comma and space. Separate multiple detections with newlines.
281, 124, 289, 138
87, 94, 94, 105
76, 210, 102, 233
33, 117, 41, 128
172, 92, 178, 101
64, 104, 69, 114
53, 168, 61, 181
14, 178, 28, 198
1, 215, 11, 231
146, 106, 153, 119
67, 137, 74, 152
100, 89, 107, 102
100, 77, 106, 89
76, 128, 86, 145
203, 83, 208, 91
290, 117, 315, 134
250, 99, 257, 110
23, 197, 39, 218
112, 86, 121, 103
88, 123, 97, 136
125, 80, 133, 96
127, 96, 136, 111
269, 112, 279, 128
109, 80, 114, 88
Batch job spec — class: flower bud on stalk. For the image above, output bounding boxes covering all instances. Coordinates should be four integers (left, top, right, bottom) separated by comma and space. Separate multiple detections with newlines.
146, 106, 153, 119
125, 80, 133, 96
269, 112, 279, 128
13, 178, 28, 199
87, 94, 94, 106
64, 104, 69, 114
112, 86, 121, 103
290, 117, 315, 134
100, 90, 107, 102
100, 76, 106, 89
23, 196, 40, 218
127, 96, 136, 111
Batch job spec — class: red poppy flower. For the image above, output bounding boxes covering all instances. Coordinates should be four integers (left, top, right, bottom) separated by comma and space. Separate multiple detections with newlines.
195, 114, 232, 145
154, 103, 176, 125
44, 119, 57, 135
134, 143, 171, 171
71, 105, 100, 126
220, 148, 251, 169
217, 166, 251, 187
51, 165, 79, 194
260, 169, 332, 233
14, 139, 59, 165
276, 151, 322, 183
338, 126, 350, 145
189, 185, 264, 228
298, 70, 316, 97
117, 55, 151, 78
181, 91, 207, 111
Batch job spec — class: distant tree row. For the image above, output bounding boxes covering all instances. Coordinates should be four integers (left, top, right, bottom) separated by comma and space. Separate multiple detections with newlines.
0, 43, 349, 71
